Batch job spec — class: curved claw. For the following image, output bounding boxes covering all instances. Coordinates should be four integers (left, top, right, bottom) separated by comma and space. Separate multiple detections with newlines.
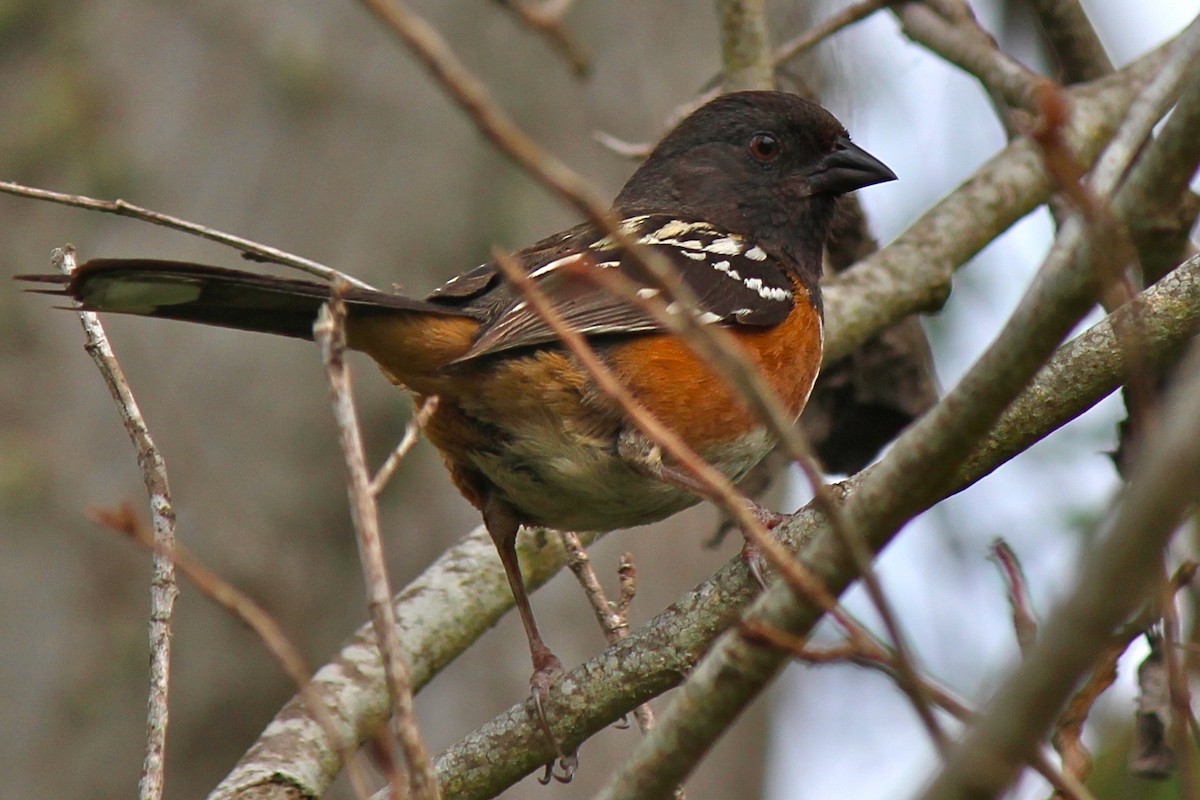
741, 540, 769, 589
538, 752, 578, 784
741, 503, 788, 587
530, 657, 578, 784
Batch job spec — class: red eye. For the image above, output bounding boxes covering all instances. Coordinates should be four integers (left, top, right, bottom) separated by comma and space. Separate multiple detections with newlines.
748, 132, 781, 162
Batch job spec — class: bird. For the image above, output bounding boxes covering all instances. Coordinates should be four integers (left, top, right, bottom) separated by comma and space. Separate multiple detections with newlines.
20, 90, 894, 752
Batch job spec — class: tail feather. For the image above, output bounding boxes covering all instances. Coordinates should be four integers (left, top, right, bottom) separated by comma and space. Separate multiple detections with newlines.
16, 259, 472, 341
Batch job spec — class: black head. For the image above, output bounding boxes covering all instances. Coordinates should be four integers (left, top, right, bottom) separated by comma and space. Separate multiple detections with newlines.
614, 92, 895, 255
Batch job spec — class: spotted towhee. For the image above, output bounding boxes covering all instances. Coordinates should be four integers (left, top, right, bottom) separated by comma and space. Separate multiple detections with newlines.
20, 91, 894, 720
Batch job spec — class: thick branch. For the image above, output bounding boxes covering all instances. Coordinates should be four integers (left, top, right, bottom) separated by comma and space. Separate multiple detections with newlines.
207, 41, 1187, 798
715, 0, 774, 92
597, 19, 1200, 794
436, 254, 1200, 799
895, 1, 1044, 112
920, 339, 1200, 800
207, 527, 598, 800
1029, 0, 1114, 83
823, 42, 1169, 362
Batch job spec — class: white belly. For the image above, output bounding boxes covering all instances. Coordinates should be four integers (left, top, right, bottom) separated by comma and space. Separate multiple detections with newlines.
470, 425, 776, 532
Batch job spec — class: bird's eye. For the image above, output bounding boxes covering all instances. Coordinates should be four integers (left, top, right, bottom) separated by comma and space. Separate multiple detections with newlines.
748, 132, 781, 162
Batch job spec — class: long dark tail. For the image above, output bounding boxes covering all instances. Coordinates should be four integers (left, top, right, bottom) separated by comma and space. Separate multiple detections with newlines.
17, 259, 471, 340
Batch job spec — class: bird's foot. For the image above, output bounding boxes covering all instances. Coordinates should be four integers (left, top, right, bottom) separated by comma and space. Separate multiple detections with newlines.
741, 504, 787, 588
530, 650, 578, 784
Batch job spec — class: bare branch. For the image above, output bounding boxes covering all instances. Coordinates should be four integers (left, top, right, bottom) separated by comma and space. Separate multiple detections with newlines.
959, 255, 1200, 488
51, 246, 180, 800
823, 41, 1170, 363
989, 540, 1039, 655
919, 343, 1200, 800
314, 293, 438, 800
894, 1, 1045, 113
1156, 560, 1200, 798
597, 21, 1200, 791
494, 0, 590, 76
2, 185, 370, 288
90, 503, 375, 800
772, 0, 893, 69
370, 395, 440, 498
208, 522, 600, 800
559, 536, 661, 738
440, 253, 1200, 799
1028, 0, 1114, 83
714, 0, 774, 92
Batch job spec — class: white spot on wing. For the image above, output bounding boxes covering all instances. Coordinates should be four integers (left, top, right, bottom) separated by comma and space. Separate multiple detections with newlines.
528, 252, 585, 279
697, 311, 723, 324
711, 260, 741, 281
590, 215, 651, 251
646, 220, 709, 240
636, 287, 659, 299
681, 251, 707, 261
743, 277, 790, 302
705, 237, 742, 256
745, 245, 767, 261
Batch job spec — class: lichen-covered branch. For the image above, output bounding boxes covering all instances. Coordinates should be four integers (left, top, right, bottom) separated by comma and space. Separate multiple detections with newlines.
438, 252, 1200, 800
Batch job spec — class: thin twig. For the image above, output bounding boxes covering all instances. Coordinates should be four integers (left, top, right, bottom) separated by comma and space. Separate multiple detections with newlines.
773, 0, 894, 68
699, 0, 893, 97
370, 395, 440, 497
1050, 641, 1120, 794
1158, 556, 1200, 800
494, 0, 590, 76
315, 291, 439, 800
434, 249, 1200, 798
919, 339, 1200, 800
989, 539, 1039, 655
564, 263, 949, 751
559, 535, 661, 739
740, 620, 1097, 800
88, 502, 375, 800
54, 245, 180, 800
2, 183, 371, 288
599, 27, 1200, 797
487, 249, 780, 576
594, 91, 719, 160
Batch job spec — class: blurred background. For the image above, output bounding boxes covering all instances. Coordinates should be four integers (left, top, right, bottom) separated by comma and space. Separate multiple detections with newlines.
1, 1, 1196, 798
